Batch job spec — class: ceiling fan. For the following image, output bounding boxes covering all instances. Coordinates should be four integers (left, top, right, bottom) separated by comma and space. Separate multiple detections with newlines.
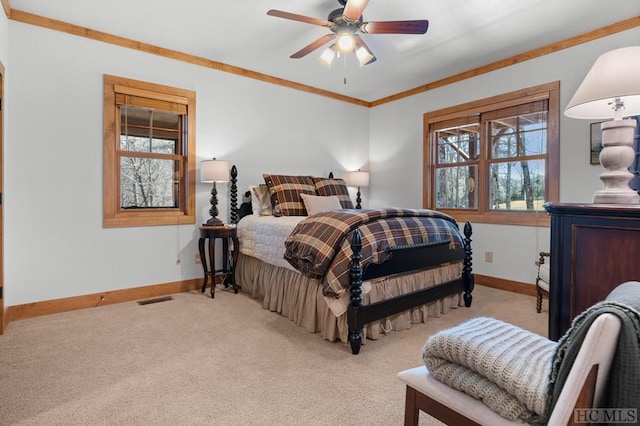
267, 0, 429, 67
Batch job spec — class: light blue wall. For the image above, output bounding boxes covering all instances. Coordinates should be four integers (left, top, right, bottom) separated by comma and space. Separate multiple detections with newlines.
4, 15, 639, 306
5, 21, 369, 306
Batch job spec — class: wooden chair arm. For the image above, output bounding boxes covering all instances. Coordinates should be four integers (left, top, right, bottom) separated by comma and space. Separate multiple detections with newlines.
535, 251, 550, 267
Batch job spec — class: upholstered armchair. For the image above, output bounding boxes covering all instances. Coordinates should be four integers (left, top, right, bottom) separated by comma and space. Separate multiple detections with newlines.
398, 313, 621, 425
397, 280, 640, 425
535, 251, 550, 313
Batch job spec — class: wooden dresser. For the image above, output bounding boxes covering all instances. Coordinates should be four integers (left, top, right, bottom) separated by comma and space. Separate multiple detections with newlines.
544, 202, 640, 340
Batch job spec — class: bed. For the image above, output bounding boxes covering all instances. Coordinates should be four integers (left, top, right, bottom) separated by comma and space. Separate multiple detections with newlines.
228, 167, 474, 354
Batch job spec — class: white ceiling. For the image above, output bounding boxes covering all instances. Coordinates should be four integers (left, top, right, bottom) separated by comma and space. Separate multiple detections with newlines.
9, 0, 640, 102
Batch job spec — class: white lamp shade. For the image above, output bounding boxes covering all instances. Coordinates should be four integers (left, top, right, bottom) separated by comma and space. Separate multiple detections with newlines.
318, 45, 336, 67
348, 171, 370, 187
355, 46, 374, 67
564, 46, 640, 119
200, 159, 229, 183
354, 36, 376, 67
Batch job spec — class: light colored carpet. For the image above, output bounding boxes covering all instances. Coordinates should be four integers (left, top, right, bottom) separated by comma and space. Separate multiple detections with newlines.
0, 285, 548, 425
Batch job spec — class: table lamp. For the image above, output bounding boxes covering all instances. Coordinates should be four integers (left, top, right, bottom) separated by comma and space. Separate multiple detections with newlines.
564, 45, 640, 204
201, 158, 230, 225
348, 170, 370, 209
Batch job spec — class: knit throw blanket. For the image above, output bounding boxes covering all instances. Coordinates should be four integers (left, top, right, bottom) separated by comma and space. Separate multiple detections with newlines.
423, 282, 640, 425
423, 317, 554, 424
546, 281, 640, 419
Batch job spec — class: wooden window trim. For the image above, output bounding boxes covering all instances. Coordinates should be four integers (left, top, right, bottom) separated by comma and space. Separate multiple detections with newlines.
103, 75, 196, 227
423, 81, 559, 227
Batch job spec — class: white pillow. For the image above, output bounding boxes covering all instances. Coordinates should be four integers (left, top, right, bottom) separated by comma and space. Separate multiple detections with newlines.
248, 184, 272, 216
248, 185, 260, 215
300, 194, 342, 216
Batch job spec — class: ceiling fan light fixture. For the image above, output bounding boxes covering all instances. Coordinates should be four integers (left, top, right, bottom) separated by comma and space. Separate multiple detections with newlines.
318, 45, 336, 67
355, 45, 374, 66
267, 0, 428, 67
337, 33, 355, 53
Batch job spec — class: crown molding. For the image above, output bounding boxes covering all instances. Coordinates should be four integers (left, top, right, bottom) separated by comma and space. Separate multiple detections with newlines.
1, 0, 10, 18
7, 7, 640, 108
9, 9, 371, 107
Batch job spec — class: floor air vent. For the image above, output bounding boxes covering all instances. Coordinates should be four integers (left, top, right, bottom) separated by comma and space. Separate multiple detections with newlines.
137, 296, 174, 305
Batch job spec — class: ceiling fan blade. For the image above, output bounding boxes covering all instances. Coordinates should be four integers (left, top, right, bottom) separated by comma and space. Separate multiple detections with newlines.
290, 34, 336, 59
360, 20, 429, 35
267, 9, 333, 28
353, 35, 377, 66
343, 0, 370, 23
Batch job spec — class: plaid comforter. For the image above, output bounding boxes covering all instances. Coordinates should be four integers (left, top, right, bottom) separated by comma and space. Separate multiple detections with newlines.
283, 208, 464, 297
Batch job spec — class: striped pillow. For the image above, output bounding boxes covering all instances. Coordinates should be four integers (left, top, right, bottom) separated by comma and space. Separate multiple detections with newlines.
263, 174, 316, 216
313, 177, 355, 209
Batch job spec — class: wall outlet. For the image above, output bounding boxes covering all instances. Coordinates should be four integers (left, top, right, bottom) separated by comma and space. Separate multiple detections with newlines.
195, 253, 202, 264
484, 251, 493, 263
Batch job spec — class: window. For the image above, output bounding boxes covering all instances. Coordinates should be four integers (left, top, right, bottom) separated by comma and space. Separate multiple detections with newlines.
424, 82, 559, 226
103, 75, 196, 227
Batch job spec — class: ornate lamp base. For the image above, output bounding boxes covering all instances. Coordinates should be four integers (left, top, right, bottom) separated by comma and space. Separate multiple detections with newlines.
593, 119, 640, 204
204, 181, 225, 226
204, 217, 224, 226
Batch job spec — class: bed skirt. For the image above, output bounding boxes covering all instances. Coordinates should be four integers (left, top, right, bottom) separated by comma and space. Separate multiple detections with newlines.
235, 253, 463, 343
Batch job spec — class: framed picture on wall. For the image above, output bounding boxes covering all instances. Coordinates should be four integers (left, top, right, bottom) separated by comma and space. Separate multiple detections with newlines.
590, 121, 604, 165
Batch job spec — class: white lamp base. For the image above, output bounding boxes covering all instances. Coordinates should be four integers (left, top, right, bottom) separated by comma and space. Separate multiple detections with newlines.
593, 118, 640, 204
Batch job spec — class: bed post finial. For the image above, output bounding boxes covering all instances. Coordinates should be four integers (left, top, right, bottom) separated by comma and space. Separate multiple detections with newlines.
347, 229, 364, 355
463, 221, 474, 307
230, 165, 238, 225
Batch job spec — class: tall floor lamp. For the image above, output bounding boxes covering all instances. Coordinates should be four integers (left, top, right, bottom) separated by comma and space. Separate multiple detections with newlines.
564, 46, 640, 204
201, 158, 230, 226
348, 170, 370, 209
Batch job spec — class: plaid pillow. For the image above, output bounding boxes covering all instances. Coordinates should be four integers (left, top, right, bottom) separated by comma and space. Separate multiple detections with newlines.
263, 174, 316, 216
312, 177, 355, 209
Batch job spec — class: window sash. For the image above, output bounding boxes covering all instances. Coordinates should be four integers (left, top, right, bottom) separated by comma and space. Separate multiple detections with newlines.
486, 112, 548, 161
434, 107, 549, 211
434, 122, 481, 165
119, 156, 182, 209
104, 75, 196, 227
423, 82, 559, 227
118, 106, 183, 155
117, 101, 186, 211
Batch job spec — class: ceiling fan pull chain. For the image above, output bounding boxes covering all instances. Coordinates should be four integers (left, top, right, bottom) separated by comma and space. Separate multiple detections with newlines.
343, 53, 348, 84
